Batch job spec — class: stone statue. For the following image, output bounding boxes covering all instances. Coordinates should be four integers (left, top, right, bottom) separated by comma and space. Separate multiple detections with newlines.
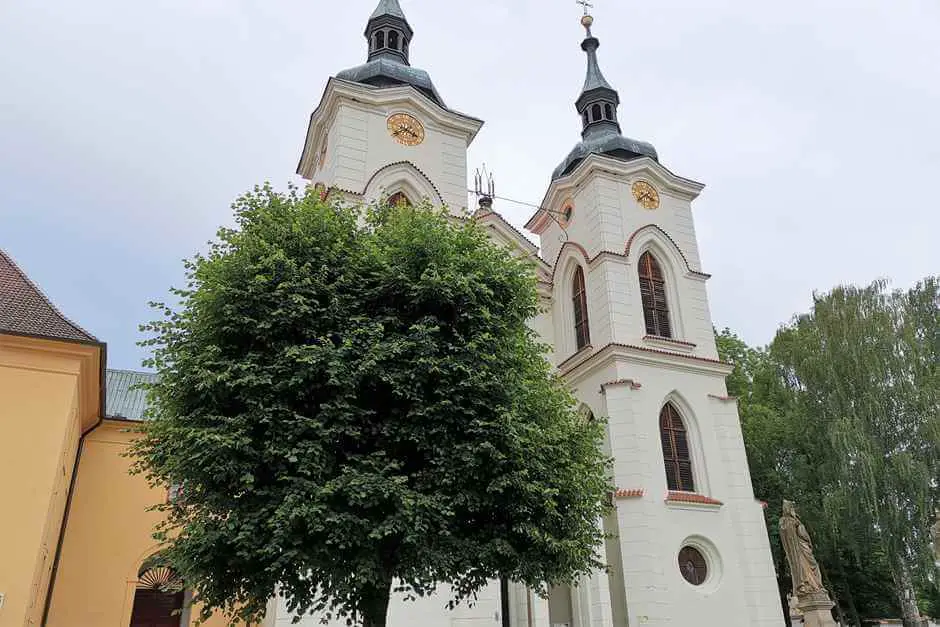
780, 500, 836, 627
780, 500, 824, 596
931, 510, 940, 562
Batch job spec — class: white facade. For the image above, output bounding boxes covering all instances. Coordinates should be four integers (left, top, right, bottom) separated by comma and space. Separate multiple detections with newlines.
297, 78, 482, 214
274, 2, 785, 626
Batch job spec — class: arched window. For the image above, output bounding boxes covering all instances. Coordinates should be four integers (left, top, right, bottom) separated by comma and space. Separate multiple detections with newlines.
375, 30, 385, 49
604, 103, 613, 120
388, 30, 400, 50
591, 103, 602, 122
638, 251, 671, 338
660, 403, 694, 492
387, 191, 411, 207
572, 266, 590, 350
130, 565, 184, 627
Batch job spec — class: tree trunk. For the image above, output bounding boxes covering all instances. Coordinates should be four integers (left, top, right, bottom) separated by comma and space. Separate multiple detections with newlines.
832, 554, 861, 626
892, 562, 923, 627
361, 577, 393, 627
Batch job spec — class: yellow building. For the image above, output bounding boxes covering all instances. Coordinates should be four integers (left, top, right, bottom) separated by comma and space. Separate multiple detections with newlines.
0, 249, 255, 627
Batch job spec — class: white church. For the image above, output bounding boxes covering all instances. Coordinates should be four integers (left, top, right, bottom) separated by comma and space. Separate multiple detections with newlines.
272, 0, 786, 625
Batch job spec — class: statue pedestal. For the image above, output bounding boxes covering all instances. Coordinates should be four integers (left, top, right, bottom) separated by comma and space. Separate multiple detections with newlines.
797, 591, 836, 627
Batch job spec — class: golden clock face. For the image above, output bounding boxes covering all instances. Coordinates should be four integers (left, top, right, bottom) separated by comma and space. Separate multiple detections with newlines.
632, 180, 660, 210
387, 113, 425, 146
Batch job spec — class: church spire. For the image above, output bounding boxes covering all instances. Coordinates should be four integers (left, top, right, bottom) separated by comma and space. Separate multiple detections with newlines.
575, 13, 621, 139
549, 8, 658, 181
365, 0, 414, 65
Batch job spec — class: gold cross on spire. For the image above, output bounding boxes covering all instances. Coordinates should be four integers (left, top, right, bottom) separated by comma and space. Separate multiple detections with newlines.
576, 0, 595, 34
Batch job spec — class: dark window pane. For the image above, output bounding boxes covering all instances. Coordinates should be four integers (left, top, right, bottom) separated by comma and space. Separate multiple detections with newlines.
639, 252, 672, 338
388, 192, 411, 207
660, 404, 694, 492
678, 547, 708, 585
572, 267, 590, 350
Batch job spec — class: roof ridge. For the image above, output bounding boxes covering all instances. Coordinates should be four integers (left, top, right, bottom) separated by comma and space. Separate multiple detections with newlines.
106, 367, 156, 376
0, 247, 99, 343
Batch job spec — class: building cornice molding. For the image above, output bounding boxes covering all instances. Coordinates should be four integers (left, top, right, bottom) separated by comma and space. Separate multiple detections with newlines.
625, 224, 711, 280
528, 154, 705, 233
298, 78, 484, 178
548, 240, 709, 286
0, 333, 103, 432
559, 341, 732, 382
361, 160, 444, 205
474, 209, 540, 256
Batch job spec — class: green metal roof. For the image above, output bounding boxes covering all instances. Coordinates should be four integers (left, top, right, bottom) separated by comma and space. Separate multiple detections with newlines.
105, 369, 156, 421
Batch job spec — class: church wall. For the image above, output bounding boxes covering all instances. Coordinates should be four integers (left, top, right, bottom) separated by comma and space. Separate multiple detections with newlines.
325, 101, 469, 212
45, 420, 255, 627
0, 342, 83, 627
599, 361, 781, 626
273, 581, 502, 626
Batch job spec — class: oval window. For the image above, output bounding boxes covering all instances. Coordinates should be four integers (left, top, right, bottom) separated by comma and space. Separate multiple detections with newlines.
678, 546, 708, 586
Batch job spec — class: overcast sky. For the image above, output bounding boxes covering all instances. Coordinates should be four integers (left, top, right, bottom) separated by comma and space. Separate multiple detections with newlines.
1, 0, 938, 370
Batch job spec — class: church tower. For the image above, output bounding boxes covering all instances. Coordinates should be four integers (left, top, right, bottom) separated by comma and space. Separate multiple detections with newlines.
296, 0, 483, 213
523, 12, 785, 627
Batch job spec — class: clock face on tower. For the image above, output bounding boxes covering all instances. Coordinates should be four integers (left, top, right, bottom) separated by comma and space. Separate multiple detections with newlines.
387, 113, 425, 146
632, 180, 660, 210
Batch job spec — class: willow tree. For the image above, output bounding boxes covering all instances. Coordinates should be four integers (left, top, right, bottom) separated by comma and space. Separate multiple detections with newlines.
131, 185, 613, 627
718, 328, 905, 623
769, 279, 940, 626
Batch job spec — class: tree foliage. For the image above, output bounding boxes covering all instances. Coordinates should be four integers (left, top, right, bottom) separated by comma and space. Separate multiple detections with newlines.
130, 185, 613, 626
717, 277, 940, 625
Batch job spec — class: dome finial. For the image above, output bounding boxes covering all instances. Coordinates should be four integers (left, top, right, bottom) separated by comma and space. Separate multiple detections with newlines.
576, 0, 594, 35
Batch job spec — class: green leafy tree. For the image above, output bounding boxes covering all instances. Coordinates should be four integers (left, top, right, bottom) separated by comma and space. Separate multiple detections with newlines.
131, 185, 614, 627
717, 327, 908, 625
768, 279, 940, 626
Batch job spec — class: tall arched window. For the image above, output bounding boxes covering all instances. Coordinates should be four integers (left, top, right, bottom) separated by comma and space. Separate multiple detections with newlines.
388, 30, 400, 51
591, 103, 602, 122
374, 30, 385, 50
638, 251, 672, 338
660, 403, 694, 492
130, 565, 184, 627
572, 266, 590, 350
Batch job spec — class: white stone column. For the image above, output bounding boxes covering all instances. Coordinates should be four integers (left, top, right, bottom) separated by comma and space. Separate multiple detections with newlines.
530, 589, 551, 627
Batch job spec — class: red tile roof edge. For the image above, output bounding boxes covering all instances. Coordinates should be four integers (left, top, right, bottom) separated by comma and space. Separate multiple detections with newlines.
665, 491, 723, 507
707, 393, 738, 402
614, 488, 645, 499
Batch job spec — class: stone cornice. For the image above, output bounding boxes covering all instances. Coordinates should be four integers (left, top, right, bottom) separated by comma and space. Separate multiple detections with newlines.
560, 341, 732, 382
548, 241, 709, 287
527, 154, 705, 233
474, 209, 540, 256
0, 333, 103, 433
298, 78, 484, 177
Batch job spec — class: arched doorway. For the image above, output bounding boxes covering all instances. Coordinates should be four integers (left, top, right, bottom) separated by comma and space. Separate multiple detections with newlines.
130, 564, 185, 627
